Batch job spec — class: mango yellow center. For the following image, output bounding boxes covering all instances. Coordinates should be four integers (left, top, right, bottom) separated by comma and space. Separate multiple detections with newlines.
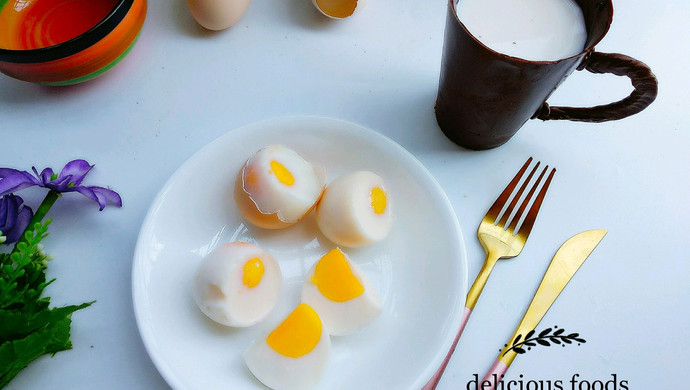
270, 160, 295, 186
310, 248, 364, 302
266, 304, 322, 358
242, 257, 264, 288
315, 0, 357, 18
370, 187, 387, 215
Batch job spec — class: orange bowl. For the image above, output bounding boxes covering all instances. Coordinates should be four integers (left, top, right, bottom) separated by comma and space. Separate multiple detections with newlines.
0, 0, 147, 85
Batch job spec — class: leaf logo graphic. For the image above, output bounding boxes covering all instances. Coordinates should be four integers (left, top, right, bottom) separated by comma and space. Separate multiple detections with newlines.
503, 326, 586, 356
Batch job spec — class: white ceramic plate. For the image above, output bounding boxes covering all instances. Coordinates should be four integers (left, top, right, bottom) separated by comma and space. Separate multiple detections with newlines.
132, 116, 467, 390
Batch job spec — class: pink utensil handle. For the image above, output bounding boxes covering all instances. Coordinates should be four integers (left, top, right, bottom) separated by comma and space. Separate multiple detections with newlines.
422, 307, 472, 390
480, 360, 509, 390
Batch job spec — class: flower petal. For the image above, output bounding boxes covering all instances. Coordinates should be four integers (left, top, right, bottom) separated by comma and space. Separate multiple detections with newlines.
74, 186, 122, 210
4, 204, 33, 244
0, 196, 11, 229
90, 186, 123, 208
0, 197, 6, 226
0, 194, 33, 245
0, 168, 40, 196
36, 167, 55, 186
3, 195, 19, 230
57, 159, 93, 187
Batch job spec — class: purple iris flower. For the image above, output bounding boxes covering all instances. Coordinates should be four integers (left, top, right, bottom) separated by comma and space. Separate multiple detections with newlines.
0, 194, 34, 245
0, 159, 122, 211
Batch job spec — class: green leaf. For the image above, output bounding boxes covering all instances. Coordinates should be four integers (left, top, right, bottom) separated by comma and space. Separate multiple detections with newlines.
0, 214, 95, 388
0, 316, 74, 388
15, 241, 28, 253
0, 222, 49, 310
0, 303, 92, 344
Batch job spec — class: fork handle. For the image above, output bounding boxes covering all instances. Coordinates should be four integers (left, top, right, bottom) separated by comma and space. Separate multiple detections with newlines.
480, 360, 510, 390
422, 307, 472, 390
466, 251, 501, 310
423, 253, 501, 389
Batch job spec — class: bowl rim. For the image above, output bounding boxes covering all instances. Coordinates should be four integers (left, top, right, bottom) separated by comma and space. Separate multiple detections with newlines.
0, 0, 135, 64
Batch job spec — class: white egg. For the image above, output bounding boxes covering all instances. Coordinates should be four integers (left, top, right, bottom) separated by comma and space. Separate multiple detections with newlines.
192, 242, 281, 327
312, 0, 370, 19
244, 303, 330, 390
235, 145, 326, 229
301, 248, 382, 336
186, 0, 251, 31
315, 170, 392, 247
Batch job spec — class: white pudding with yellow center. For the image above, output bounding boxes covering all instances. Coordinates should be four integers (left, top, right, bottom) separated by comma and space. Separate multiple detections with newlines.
302, 248, 382, 335
244, 303, 331, 390
235, 145, 326, 229
316, 170, 392, 247
192, 242, 281, 327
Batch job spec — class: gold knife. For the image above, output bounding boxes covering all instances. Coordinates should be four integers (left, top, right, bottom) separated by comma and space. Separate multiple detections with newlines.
480, 229, 607, 389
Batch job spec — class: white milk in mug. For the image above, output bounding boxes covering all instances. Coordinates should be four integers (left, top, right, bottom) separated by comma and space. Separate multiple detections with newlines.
455, 0, 588, 61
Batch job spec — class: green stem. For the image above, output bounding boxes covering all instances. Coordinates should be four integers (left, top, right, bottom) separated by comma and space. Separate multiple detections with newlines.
12, 190, 61, 252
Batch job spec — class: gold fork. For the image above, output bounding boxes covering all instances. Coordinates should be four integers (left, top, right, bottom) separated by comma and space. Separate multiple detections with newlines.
423, 157, 556, 390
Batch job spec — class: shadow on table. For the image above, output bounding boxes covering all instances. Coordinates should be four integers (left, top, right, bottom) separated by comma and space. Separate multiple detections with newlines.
169, 0, 220, 38
0, 73, 111, 106
368, 84, 473, 158
285, 0, 334, 31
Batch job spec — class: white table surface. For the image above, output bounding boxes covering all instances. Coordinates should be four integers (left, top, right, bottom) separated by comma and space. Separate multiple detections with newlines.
1, 0, 688, 389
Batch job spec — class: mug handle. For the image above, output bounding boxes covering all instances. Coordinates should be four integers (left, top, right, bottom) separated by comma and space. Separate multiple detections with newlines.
533, 51, 658, 122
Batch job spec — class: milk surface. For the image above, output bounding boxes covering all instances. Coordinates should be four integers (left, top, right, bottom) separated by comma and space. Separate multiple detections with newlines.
455, 0, 587, 61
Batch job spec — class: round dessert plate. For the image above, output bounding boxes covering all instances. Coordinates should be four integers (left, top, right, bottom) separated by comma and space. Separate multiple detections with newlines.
132, 116, 467, 389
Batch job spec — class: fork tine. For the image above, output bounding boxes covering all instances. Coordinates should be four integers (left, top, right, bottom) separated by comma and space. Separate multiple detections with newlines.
485, 157, 533, 222
497, 161, 540, 227
514, 166, 556, 237
506, 164, 548, 231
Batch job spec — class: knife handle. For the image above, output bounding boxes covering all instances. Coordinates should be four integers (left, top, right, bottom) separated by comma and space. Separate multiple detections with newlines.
480, 360, 509, 390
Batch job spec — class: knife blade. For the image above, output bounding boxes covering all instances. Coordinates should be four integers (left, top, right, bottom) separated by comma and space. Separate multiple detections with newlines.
480, 229, 607, 389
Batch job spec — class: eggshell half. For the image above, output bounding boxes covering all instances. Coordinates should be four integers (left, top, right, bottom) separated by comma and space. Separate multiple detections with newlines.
312, 0, 369, 19
186, 0, 251, 30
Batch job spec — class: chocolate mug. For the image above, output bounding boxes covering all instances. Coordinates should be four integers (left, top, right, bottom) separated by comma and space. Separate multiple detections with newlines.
435, 0, 658, 150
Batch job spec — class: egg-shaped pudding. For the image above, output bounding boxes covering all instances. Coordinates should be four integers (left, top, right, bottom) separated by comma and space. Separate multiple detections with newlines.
192, 242, 281, 327
244, 303, 330, 390
316, 171, 392, 247
235, 145, 326, 229
302, 248, 382, 336
186, 0, 251, 30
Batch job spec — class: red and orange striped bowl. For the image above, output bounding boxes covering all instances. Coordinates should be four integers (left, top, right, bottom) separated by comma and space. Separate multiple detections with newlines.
0, 0, 147, 85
